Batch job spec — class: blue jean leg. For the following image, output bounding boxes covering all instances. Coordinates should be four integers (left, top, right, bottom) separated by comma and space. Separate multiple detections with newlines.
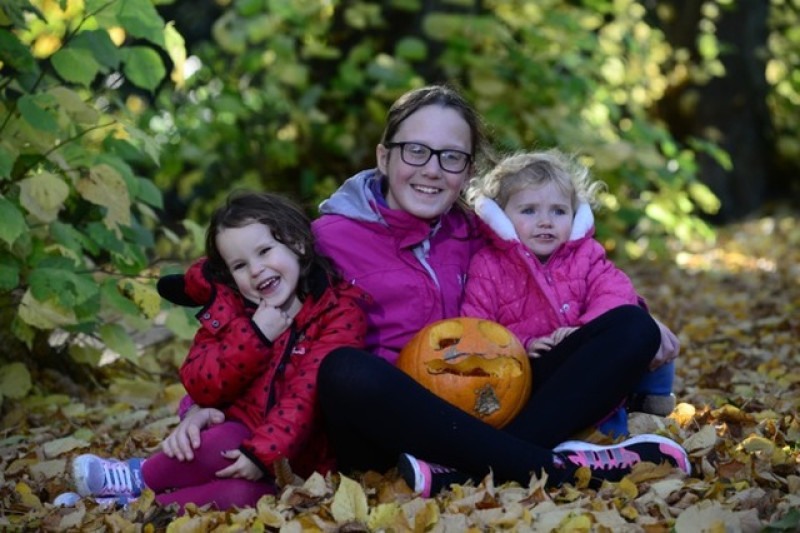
633, 360, 675, 395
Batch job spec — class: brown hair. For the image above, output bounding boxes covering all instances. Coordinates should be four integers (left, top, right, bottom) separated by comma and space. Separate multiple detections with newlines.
380, 84, 495, 175
205, 191, 338, 298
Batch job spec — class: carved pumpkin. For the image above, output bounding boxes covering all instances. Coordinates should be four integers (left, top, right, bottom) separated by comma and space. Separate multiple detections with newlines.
397, 317, 532, 428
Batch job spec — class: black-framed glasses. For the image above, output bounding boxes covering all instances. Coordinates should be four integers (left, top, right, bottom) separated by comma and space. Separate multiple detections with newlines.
384, 142, 472, 173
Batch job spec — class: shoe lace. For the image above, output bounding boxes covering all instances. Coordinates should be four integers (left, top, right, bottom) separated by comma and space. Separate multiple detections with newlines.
564, 446, 641, 471
101, 461, 136, 495
428, 461, 456, 474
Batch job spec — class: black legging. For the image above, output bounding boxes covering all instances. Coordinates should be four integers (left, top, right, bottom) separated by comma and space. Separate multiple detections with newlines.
317, 305, 660, 486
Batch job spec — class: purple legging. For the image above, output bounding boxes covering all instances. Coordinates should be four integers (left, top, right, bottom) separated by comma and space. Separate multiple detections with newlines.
317, 305, 660, 486
142, 421, 276, 510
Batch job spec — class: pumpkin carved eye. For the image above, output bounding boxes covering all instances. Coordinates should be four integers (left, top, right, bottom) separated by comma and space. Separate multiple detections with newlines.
398, 318, 532, 428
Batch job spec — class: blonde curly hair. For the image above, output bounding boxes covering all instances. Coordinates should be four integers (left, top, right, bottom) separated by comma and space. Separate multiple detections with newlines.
467, 149, 605, 212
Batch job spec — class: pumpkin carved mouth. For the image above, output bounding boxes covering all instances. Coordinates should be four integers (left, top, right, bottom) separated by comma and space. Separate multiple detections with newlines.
397, 318, 532, 428
425, 354, 525, 378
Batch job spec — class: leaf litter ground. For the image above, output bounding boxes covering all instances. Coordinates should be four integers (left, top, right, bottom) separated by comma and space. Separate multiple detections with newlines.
1, 210, 799, 532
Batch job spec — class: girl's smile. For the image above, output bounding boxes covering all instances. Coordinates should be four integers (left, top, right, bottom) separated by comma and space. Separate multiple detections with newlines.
216, 222, 303, 316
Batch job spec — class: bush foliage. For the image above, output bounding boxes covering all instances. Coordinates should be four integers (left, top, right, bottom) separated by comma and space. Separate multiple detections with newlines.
0, 0, 796, 366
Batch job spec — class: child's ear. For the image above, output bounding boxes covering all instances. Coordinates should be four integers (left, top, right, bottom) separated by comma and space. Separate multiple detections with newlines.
376, 144, 389, 175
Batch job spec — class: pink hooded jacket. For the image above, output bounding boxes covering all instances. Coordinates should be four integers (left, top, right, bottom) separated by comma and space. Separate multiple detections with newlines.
460, 197, 639, 350
312, 169, 485, 364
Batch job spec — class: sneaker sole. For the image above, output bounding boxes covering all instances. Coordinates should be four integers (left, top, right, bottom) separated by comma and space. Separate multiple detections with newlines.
554, 434, 691, 474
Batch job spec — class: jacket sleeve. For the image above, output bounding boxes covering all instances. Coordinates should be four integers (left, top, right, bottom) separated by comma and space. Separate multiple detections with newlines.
461, 253, 501, 321
242, 294, 367, 471
578, 240, 639, 324
180, 289, 275, 407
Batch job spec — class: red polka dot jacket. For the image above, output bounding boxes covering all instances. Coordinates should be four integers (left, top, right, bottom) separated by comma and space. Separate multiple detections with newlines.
179, 258, 368, 478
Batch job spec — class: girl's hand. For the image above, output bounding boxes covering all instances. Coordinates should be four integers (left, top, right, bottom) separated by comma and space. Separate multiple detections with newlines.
526, 327, 578, 358
252, 299, 292, 341
550, 327, 578, 345
216, 449, 264, 481
163, 407, 225, 462
651, 318, 680, 370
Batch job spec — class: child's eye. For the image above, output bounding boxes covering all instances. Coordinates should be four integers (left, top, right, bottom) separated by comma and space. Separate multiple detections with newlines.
521, 207, 535, 215
259, 246, 272, 256
231, 263, 245, 271
554, 208, 566, 215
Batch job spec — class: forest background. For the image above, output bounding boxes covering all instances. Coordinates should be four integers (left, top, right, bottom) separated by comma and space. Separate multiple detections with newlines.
0, 0, 799, 530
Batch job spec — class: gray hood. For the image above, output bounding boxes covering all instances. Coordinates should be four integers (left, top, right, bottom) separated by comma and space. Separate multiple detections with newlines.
318, 168, 386, 225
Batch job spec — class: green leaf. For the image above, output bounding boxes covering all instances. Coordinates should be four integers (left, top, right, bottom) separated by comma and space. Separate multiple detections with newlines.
764, 508, 800, 532
98, 323, 138, 362
70, 29, 120, 70
112, 241, 148, 274
29, 266, 99, 307
121, 46, 166, 92
0, 28, 35, 72
51, 46, 101, 86
0, 144, 16, 179
117, 0, 166, 47
0, 196, 26, 246
0, 255, 20, 291
101, 278, 140, 317
48, 87, 100, 125
135, 176, 163, 208
86, 222, 125, 254
0, 363, 32, 400
164, 307, 198, 340
85, 0, 120, 27
18, 94, 58, 133
51, 221, 99, 257
395, 37, 427, 61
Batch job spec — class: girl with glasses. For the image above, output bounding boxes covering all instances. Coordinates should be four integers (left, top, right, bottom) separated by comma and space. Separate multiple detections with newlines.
312, 85, 689, 498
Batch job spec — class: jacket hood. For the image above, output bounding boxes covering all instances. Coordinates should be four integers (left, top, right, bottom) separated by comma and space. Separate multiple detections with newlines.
318, 168, 385, 225
474, 195, 594, 244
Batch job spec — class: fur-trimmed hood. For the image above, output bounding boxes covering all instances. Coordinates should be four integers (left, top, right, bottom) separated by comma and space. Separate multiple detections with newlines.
473, 195, 595, 244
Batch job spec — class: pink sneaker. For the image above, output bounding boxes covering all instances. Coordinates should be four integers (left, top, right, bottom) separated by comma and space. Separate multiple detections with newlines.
397, 453, 469, 498
72, 454, 145, 498
553, 434, 690, 485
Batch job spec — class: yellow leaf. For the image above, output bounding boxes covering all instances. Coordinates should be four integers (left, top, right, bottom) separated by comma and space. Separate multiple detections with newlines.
0, 362, 32, 400
669, 402, 696, 427
740, 435, 775, 454
78, 164, 131, 231
557, 512, 593, 532
18, 172, 69, 222
331, 474, 368, 524
674, 501, 741, 531
118, 279, 161, 319
30, 459, 66, 480
256, 496, 284, 527
367, 502, 402, 531
16, 481, 43, 509
42, 436, 90, 458
683, 424, 718, 455
7, 457, 37, 476
620, 504, 638, 520
617, 477, 638, 499
18, 289, 77, 328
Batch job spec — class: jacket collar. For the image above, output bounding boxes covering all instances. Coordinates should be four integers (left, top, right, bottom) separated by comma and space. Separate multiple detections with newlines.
474, 195, 594, 243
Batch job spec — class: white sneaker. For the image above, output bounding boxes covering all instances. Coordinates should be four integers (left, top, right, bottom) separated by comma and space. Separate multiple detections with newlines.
72, 454, 145, 498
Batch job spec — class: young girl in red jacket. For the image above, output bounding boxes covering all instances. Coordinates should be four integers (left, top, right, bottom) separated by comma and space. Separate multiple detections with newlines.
461, 149, 676, 435
67, 192, 368, 510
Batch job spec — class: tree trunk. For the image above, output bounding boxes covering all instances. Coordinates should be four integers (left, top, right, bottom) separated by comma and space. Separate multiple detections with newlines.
648, 0, 775, 222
